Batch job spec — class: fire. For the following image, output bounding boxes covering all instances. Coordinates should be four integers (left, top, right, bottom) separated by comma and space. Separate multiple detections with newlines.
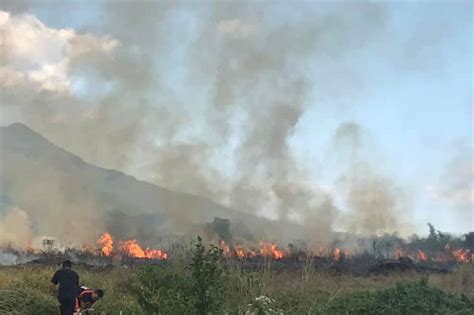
220, 240, 231, 257
259, 241, 284, 259
97, 232, 113, 256
333, 248, 341, 261
219, 240, 282, 259
235, 245, 247, 259
392, 244, 471, 263
395, 247, 406, 258
445, 243, 471, 262
96, 233, 167, 260
452, 248, 471, 263
418, 250, 428, 261
119, 239, 168, 260
142, 248, 168, 260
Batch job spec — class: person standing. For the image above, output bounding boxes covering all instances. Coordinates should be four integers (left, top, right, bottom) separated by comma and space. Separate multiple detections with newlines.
51, 260, 80, 315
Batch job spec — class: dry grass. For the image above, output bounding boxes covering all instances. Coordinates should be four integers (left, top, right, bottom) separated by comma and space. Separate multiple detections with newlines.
0, 263, 472, 314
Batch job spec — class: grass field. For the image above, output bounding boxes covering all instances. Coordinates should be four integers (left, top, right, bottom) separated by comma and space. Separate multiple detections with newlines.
0, 241, 473, 314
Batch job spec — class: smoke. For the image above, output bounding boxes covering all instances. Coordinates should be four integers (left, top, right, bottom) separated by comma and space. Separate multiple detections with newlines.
430, 143, 474, 231
331, 122, 412, 236
0, 207, 32, 249
0, 133, 107, 246
0, 2, 397, 247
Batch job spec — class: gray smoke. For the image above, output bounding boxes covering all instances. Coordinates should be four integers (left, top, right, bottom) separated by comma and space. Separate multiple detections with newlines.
0, 1, 398, 248
331, 122, 412, 236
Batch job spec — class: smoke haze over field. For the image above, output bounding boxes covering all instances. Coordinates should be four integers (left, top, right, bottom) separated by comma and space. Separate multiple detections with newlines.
0, 0, 472, 247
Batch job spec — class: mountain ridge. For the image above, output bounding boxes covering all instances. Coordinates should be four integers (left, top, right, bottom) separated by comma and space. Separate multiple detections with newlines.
0, 122, 303, 245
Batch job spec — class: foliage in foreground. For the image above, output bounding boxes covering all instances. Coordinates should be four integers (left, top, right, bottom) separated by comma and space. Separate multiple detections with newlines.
319, 280, 474, 315
0, 238, 472, 314
137, 236, 225, 314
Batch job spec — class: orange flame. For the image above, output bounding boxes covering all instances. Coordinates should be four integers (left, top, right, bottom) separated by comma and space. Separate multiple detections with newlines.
395, 247, 406, 258
220, 240, 231, 257
452, 248, 471, 262
259, 241, 284, 259
418, 250, 428, 261
96, 233, 167, 260
333, 248, 341, 261
97, 232, 113, 256
235, 245, 247, 259
444, 244, 471, 262
119, 239, 168, 260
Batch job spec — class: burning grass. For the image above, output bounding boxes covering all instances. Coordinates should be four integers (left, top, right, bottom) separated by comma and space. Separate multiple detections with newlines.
0, 238, 473, 315
1, 225, 473, 313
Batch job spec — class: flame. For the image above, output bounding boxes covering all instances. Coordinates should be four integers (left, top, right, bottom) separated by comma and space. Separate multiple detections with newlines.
418, 250, 428, 261
97, 232, 114, 256
445, 244, 471, 262
259, 241, 284, 259
95, 233, 167, 260
393, 244, 471, 263
143, 248, 168, 260
235, 245, 246, 259
333, 248, 341, 261
452, 248, 471, 262
220, 240, 231, 257
219, 241, 279, 259
119, 239, 168, 259
395, 247, 407, 258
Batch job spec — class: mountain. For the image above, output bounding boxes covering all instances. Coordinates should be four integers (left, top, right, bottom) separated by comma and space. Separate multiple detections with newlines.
0, 123, 302, 246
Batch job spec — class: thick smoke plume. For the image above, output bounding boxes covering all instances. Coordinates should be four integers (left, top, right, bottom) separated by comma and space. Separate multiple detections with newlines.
0, 1, 423, 248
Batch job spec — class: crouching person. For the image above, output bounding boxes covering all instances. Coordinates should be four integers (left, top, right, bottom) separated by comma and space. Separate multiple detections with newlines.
74, 287, 104, 315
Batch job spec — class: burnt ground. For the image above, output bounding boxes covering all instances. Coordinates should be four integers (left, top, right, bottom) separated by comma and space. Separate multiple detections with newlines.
0, 249, 463, 276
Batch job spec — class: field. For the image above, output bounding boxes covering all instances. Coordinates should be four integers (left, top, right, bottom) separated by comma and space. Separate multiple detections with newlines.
0, 240, 473, 315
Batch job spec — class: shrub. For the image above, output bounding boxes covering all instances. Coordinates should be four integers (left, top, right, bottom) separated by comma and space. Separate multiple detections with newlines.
0, 289, 57, 315
319, 280, 474, 315
137, 265, 194, 314
243, 295, 284, 315
136, 236, 227, 314
190, 236, 226, 315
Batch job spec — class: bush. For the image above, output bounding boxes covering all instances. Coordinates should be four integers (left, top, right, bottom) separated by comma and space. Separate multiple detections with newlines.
319, 280, 474, 315
137, 266, 195, 314
190, 236, 226, 314
136, 236, 226, 314
0, 289, 57, 315
243, 295, 284, 315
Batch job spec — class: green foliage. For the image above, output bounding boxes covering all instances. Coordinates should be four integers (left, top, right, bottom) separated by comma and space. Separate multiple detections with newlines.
243, 295, 284, 315
0, 289, 57, 315
137, 266, 195, 314
1, 243, 473, 315
190, 236, 226, 314
464, 232, 474, 251
318, 280, 474, 315
136, 236, 226, 314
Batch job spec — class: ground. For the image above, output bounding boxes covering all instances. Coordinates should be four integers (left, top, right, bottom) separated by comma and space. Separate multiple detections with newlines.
0, 262, 472, 314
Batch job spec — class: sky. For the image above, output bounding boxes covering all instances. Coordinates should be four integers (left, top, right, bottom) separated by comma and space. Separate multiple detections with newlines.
0, 0, 472, 236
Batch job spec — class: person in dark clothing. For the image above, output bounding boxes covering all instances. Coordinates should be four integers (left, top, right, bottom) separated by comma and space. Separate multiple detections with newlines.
51, 260, 80, 315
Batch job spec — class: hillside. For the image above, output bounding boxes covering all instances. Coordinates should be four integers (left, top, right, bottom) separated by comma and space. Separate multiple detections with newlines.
0, 123, 301, 246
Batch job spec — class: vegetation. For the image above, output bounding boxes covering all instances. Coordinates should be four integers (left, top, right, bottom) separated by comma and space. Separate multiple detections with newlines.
0, 238, 473, 314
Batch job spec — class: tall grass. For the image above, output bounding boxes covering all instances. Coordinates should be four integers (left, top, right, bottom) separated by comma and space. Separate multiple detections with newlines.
0, 244, 472, 314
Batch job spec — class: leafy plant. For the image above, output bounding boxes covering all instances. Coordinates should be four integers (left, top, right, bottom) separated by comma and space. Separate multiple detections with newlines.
190, 236, 226, 315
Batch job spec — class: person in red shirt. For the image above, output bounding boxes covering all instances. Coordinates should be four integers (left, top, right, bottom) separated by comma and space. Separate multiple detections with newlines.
74, 287, 104, 315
